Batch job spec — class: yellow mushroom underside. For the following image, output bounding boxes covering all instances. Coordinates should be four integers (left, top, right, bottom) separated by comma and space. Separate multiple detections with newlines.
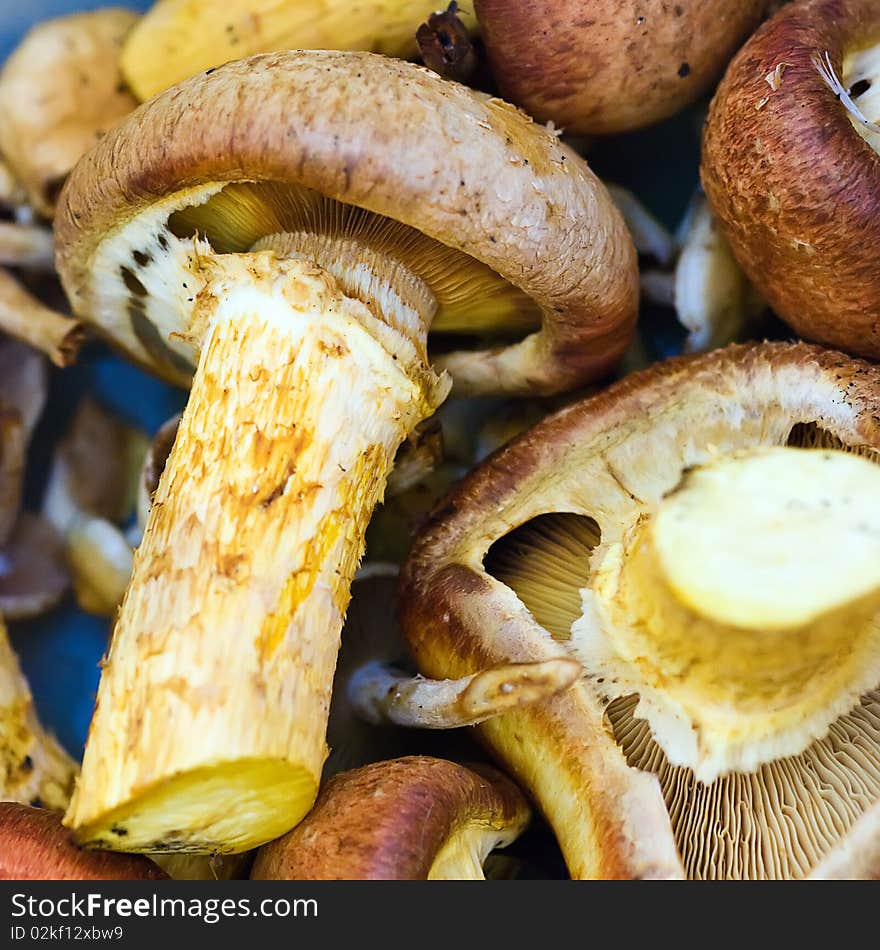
483, 423, 880, 879
168, 180, 541, 337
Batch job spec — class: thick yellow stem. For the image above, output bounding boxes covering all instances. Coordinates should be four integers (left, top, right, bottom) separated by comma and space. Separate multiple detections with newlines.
64, 258, 442, 853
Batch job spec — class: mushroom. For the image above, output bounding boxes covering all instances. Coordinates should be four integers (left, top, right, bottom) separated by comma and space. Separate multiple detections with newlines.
0, 222, 55, 272
701, 0, 880, 360
121, 0, 478, 102
473, 0, 771, 135
54, 50, 637, 855
0, 334, 70, 619
0, 269, 85, 368
250, 756, 530, 880
0, 804, 168, 880
326, 565, 580, 777
43, 397, 148, 616
640, 192, 766, 353
0, 8, 140, 219
400, 341, 880, 879
0, 616, 76, 812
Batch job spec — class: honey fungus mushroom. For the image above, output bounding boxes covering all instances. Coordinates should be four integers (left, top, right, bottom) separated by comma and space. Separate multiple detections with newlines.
54, 50, 637, 856
701, 0, 880, 360
121, 0, 477, 102
250, 756, 530, 880
400, 342, 880, 880
0, 8, 139, 219
473, 0, 771, 135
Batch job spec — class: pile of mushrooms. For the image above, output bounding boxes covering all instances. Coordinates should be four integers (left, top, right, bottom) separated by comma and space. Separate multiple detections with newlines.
3, 0, 880, 883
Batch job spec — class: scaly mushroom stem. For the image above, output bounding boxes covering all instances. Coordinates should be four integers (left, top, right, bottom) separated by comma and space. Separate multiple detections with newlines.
0, 269, 84, 367
0, 616, 76, 810
349, 657, 582, 728
0, 222, 54, 271
65, 254, 446, 854
582, 446, 880, 783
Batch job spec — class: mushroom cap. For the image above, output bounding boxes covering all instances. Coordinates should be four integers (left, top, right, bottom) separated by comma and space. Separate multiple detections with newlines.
0, 8, 139, 217
249, 756, 530, 880
0, 803, 169, 880
55, 49, 637, 397
701, 0, 880, 360
474, 0, 770, 135
399, 342, 880, 879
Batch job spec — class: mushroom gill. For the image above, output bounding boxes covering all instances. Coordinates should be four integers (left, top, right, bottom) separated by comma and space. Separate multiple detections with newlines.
484, 513, 601, 641
168, 180, 542, 339
607, 691, 880, 880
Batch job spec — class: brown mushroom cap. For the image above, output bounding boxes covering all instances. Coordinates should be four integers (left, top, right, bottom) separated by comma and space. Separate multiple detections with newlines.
399, 342, 880, 879
474, 0, 770, 135
701, 0, 880, 360
0, 804, 169, 880
250, 756, 530, 880
0, 8, 139, 217
55, 49, 637, 397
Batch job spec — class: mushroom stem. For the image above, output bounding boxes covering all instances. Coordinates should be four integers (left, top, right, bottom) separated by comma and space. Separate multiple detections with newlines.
0, 269, 85, 367
582, 446, 880, 783
349, 657, 582, 728
64, 255, 446, 854
0, 615, 77, 810
0, 222, 54, 271
64, 515, 133, 618
0, 158, 25, 208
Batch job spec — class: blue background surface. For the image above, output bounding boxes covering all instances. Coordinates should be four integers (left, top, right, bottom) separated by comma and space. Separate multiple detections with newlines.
2, 1, 699, 761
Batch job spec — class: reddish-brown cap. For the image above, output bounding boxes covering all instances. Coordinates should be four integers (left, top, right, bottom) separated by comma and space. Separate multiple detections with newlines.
250, 756, 530, 880
0, 804, 169, 880
475, 0, 769, 135
701, 0, 880, 359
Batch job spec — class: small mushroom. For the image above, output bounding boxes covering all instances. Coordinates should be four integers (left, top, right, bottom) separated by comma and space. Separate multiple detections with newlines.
0, 269, 85, 368
0, 616, 76, 812
250, 756, 530, 880
0, 335, 70, 620
400, 342, 880, 879
0, 516, 70, 622
0, 8, 140, 219
701, 0, 880, 360
55, 51, 636, 856
474, 0, 771, 135
121, 0, 479, 102
43, 397, 148, 616
0, 804, 168, 880
640, 192, 766, 353
0, 222, 55, 271
326, 566, 580, 777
